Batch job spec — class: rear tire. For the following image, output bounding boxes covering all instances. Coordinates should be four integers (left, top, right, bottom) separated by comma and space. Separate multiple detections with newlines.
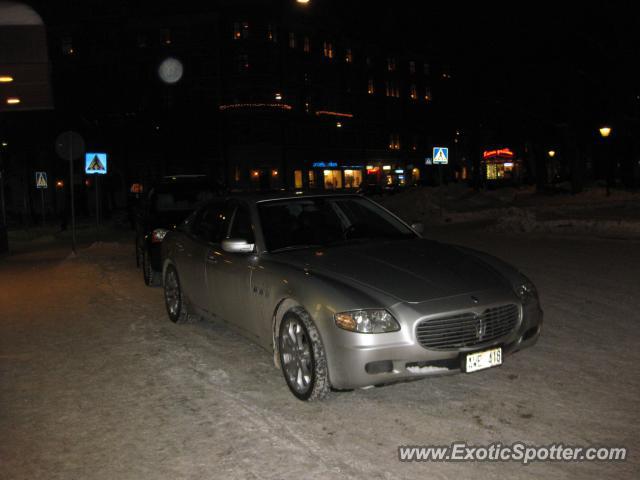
163, 265, 195, 324
278, 307, 330, 401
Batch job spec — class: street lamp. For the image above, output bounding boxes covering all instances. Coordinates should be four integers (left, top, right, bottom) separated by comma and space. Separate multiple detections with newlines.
158, 57, 184, 84
548, 150, 556, 158
599, 126, 612, 138
296, 0, 310, 4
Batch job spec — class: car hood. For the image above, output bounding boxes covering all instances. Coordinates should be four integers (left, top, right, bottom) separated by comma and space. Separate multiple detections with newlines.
272, 239, 509, 303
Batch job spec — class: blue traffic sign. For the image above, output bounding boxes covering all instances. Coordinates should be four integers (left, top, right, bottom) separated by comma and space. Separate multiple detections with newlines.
433, 147, 449, 165
35, 171, 48, 189
85, 153, 107, 174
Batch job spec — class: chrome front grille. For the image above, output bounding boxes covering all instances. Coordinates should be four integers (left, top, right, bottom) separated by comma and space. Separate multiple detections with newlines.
416, 304, 520, 350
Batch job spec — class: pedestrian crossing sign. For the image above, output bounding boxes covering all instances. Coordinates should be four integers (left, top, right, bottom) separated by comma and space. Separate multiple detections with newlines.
433, 147, 449, 165
35, 171, 48, 189
85, 153, 108, 174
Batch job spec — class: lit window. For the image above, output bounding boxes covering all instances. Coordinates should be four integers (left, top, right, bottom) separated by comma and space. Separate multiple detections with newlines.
409, 84, 417, 100
343, 169, 362, 188
389, 134, 400, 150
294, 170, 303, 189
367, 78, 375, 95
267, 24, 277, 42
303, 36, 310, 53
386, 82, 399, 98
345, 48, 353, 63
62, 36, 74, 55
289, 32, 296, 48
387, 57, 396, 72
161, 28, 172, 45
237, 54, 249, 71
308, 170, 316, 188
234, 22, 249, 39
409, 61, 416, 74
323, 41, 334, 59
323, 170, 343, 190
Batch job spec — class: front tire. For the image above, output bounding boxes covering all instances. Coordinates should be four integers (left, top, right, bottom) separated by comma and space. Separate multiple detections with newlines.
278, 307, 330, 401
163, 265, 193, 324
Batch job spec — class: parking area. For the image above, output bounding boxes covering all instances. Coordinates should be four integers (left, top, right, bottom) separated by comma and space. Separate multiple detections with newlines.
1, 228, 638, 479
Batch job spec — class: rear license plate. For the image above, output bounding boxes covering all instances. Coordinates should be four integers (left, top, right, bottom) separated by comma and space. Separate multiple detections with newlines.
465, 347, 502, 373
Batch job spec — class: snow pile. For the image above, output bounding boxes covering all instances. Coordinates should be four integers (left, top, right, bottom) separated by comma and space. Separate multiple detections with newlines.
379, 184, 640, 237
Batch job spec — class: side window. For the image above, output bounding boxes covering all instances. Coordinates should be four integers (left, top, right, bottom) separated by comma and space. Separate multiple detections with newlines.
228, 205, 255, 242
193, 202, 228, 243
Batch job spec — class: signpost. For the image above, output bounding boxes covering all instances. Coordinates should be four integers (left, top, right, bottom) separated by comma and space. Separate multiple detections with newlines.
35, 171, 47, 227
433, 147, 449, 218
85, 153, 107, 238
55, 131, 84, 253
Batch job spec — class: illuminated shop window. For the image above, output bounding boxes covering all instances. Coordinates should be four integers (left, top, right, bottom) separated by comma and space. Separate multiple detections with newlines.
308, 170, 316, 188
294, 170, 303, 189
323, 170, 343, 189
343, 169, 362, 188
412, 168, 420, 182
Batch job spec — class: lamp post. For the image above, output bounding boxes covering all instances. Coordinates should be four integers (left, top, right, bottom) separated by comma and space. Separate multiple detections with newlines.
599, 126, 613, 196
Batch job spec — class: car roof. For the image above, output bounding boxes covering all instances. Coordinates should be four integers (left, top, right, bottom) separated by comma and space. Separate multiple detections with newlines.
224, 191, 362, 205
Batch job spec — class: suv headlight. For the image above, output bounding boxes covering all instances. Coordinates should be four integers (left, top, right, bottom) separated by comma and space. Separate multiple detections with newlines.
334, 309, 400, 333
515, 278, 538, 303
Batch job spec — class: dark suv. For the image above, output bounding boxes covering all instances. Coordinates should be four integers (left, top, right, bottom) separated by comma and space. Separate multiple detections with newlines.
135, 175, 221, 285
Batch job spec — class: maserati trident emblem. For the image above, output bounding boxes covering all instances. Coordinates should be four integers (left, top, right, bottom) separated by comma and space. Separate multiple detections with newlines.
476, 315, 486, 341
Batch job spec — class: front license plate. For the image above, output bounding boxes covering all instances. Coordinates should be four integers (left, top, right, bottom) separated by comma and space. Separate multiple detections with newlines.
465, 347, 502, 373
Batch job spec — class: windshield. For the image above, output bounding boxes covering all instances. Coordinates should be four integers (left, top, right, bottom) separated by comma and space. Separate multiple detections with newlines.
151, 185, 216, 213
258, 196, 415, 252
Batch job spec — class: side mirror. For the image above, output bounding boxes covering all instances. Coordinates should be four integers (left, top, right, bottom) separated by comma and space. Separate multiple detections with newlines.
221, 238, 255, 254
411, 222, 424, 234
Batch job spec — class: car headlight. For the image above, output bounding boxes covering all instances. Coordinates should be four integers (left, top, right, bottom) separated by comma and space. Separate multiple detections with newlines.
515, 278, 538, 303
151, 228, 169, 243
334, 309, 400, 333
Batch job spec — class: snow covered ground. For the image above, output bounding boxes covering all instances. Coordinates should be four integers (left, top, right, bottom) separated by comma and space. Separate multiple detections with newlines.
379, 184, 640, 238
1, 227, 639, 479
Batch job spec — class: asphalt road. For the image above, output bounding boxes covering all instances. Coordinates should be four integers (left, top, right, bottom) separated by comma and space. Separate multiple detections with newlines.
1, 229, 638, 479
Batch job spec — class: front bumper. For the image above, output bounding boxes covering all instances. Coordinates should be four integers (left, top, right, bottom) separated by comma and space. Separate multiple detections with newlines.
324, 296, 543, 390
